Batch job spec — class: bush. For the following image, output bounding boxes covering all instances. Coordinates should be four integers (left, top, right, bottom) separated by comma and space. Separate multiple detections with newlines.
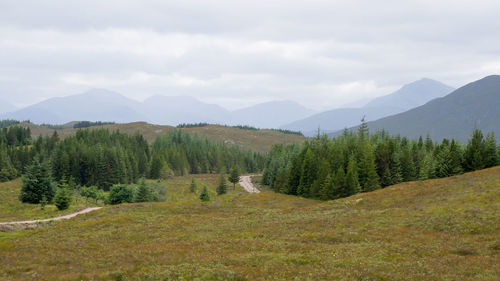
108, 184, 135, 205
54, 188, 72, 210
199, 186, 210, 202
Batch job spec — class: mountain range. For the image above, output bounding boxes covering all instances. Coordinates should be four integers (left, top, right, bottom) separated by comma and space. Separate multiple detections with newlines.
0, 90, 316, 128
331, 75, 500, 142
281, 78, 455, 136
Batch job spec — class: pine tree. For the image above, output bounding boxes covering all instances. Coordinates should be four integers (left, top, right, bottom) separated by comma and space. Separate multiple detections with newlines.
297, 148, 316, 197
19, 157, 55, 203
333, 166, 346, 198
358, 141, 379, 192
319, 174, 333, 200
216, 173, 228, 195
136, 178, 151, 202
483, 133, 498, 168
199, 185, 210, 202
345, 155, 360, 196
464, 129, 484, 171
54, 185, 72, 210
228, 166, 240, 190
189, 177, 197, 193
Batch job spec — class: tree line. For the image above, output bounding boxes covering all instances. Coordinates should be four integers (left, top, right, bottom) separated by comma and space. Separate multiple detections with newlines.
0, 125, 262, 191
262, 122, 499, 200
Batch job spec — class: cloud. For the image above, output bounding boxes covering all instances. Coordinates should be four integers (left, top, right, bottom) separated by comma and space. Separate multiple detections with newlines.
0, 0, 499, 110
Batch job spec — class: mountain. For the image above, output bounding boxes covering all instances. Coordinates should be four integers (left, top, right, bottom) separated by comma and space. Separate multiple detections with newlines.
230, 101, 316, 128
1, 89, 148, 124
139, 95, 229, 125
2, 90, 314, 128
0, 99, 17, 114
281, 78, 454, 136
332, 75, 500, 142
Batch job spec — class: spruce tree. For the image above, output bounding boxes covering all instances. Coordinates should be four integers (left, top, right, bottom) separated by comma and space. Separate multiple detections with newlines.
483, 133, 498, 168
199, 185, 210, 202
228, 166, 240, 190
136, 178, 151, 202
464, 129, 484, 171
334, 166, 346, 198
358, 142, 380, 192
54, 181, 72, 210
19, 157, 55, 204
345, 155, 360, 196
189, 177, 197, 193
297, 148, 316, 197
216, 173, 228, 195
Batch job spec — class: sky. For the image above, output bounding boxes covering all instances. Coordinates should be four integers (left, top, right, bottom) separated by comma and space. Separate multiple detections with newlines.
1, 0, 500, 110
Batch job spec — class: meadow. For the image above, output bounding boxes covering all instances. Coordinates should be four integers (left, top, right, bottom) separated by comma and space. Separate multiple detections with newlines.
0, 167, 499, 280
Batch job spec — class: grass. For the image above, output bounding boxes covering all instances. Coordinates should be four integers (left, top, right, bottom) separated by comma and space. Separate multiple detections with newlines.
0, 179, 101, 222
0, 167, 499, 280
22, 122, 306, 153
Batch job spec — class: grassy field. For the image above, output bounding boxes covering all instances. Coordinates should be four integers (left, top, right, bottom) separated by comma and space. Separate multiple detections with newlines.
0, 167, 499, 280
0, 179, 101, 222
21, 122, 306, 153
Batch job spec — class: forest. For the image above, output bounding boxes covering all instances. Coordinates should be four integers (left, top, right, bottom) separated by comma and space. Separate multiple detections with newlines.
262, 121, 499, 200
0, 125, 262, 191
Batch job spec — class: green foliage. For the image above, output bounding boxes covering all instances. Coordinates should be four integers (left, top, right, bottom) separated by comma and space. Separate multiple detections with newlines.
228, 166, 240, 189
108, 184, 135, 205
152, 130, 262, 176
81, 186, 103, 204
19, 157, 55, 204
136, 178, 151, 202
189, 177, 197, 193
199, 185, 210, 202
262, 128, 499, 201
73, 121, 115, 128
53, 186, 72, 210
216, 173, 228, 195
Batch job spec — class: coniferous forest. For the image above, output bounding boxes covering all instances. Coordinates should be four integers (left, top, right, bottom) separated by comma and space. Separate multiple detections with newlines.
262, 122, 499, 200
0, 125, 263, 192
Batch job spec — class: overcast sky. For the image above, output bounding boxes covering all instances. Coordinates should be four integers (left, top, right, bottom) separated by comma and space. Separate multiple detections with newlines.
1, 0, 499, 110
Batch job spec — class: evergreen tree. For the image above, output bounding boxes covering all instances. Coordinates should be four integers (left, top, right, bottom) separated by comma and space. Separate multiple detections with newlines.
54, 185, 72, 210
216, 173, 228, 195
228, 166, 240, 190
334, 166, 346, 198
297, 148, 316, 197
199, 185, 210, 202
345, 155, 360, 196
136, 178, 151, 202
483, 133, 498, 168
189, 177, 197, 193
319, 174, 333, 200
464, 129, 484, 171
358, 141, 380, 192
19, 157, 55, 203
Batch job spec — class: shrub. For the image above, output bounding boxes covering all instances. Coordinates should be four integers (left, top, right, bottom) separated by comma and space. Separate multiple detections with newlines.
54, 188, 72, 210
108, 184, 135, 205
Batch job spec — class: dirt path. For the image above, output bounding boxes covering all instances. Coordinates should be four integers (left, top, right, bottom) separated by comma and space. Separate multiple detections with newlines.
239, 175, 260, 193
0, 207, 102, 225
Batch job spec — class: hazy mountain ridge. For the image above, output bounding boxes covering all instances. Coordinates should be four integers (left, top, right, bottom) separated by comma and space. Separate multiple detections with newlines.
281, 78, 455, 136
1, 89, 315, 128
330, 75, 500, 142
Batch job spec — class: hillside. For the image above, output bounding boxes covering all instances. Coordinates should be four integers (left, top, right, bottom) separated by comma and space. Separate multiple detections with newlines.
20, 122, 306, 153
282, 78, 454, 136
334, 75, 500, 142
1, 166, 499, 280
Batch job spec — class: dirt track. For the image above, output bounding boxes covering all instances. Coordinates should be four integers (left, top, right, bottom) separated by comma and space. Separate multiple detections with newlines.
0, 207, 102, 225
239, 175, 260, 193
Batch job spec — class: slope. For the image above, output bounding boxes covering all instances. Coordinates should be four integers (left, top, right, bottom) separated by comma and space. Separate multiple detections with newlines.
337, 75, 500, 142
0, 166, 498, 280
282, 78, 454, 135
21, 122, 306, 153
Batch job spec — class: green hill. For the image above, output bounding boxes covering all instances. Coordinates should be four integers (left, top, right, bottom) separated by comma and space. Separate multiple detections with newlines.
333, 75, 500, 142
1, 166, 498, 280
18, 122, 306, 153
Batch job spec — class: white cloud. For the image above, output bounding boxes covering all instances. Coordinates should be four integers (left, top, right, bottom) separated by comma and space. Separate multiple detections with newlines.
0, 0, 499, 110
